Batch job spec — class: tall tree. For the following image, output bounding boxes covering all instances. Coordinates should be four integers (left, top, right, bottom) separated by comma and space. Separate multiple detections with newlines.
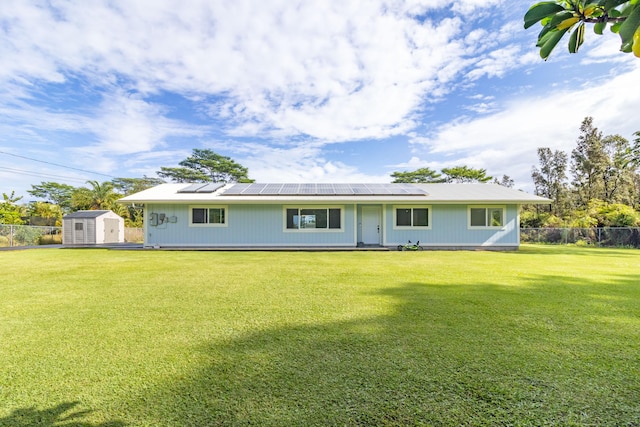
524, 0, 640, 60
493, 175, 515, 188
531, 147, 569, 215
28, 182, 76, 213
441, 166, 492, 183
601, 134, 635, 204
571, 117, 608, 207
71, 180, 122, 211
391, 167, 444, 183
112, 177, 165, 195
158, 149, 253, 183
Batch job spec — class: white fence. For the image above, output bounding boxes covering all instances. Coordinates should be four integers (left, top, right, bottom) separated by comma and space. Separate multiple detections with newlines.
0, 225, 144, 247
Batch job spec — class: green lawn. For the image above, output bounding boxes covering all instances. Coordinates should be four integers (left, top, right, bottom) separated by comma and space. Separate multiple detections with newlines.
1, 245, 639, 426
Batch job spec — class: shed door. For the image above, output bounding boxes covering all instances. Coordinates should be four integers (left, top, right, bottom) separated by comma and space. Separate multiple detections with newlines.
362, 206, 381, 245
104, 218, 120, 244
74, 221, 85, 244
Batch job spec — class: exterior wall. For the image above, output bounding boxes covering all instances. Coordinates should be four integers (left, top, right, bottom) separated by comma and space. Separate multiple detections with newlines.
142, 203, 520, 249
144, 203, 357, 247
383, 204, 520, 248
100, 212, 125, 243
62, 218, 96, 244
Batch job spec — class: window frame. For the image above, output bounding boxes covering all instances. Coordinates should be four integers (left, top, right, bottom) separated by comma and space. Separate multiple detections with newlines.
393, 205, 432, 229
283, 206, 344, 232
467, 205, 506, 229
189, 205, 228, 227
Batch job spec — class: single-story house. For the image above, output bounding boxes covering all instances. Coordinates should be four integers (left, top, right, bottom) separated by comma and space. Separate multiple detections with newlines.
118, 182, 550, 250
62, 210, 125, 245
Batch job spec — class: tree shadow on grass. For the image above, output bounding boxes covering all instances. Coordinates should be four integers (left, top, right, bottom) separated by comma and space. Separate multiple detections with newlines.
0, 401, 125, 427
135, 275, 640, 426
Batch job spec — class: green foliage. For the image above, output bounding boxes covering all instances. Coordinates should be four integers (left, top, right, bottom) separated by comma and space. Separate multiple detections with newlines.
38, 234, 62, 245
521, 209, 565, 227
27, 201, 63, 226
532, 147, 569, 215
0, 191, 25, 225
602, 202, 640, 225
27, 181, 76, 213
530, 117, 640, 226
391, 165, 492, 184
71, 180, 122, 211
11, 225, 43, 245
441, 165, 492, 183
390, 167, 444, 183
569, 199, 640, 226
111, 177, 165, 195
157, 149, 254, 183
571, 116, 608, 206
524, 0, 640, 59
493, 174, 515, 187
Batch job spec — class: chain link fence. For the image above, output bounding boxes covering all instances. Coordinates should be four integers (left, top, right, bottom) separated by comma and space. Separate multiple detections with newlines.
0, 225, 144, 247
521, 227, 640, 248
2, 224, 639, 248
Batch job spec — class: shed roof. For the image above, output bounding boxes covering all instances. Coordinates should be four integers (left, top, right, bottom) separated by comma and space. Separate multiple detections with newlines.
119, 183, 551, 204
63, 210, 115, 219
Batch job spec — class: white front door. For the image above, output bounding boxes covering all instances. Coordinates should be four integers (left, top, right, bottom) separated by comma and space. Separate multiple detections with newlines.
362, 206, 381, 245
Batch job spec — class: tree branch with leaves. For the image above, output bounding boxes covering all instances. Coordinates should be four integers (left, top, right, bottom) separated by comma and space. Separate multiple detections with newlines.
524, 0, 640, 59
157, 149, 254, 183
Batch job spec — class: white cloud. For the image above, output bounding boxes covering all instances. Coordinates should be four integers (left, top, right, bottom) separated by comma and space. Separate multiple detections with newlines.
409, 63, 640, 188
0, 0, 491, 142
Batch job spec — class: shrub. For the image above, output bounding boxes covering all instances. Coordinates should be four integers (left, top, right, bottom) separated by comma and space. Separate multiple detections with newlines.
38, 234, 62, 245
12, 226, 43, 246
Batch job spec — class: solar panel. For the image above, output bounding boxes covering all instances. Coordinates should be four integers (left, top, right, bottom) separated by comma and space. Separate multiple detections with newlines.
299, 184, 316, 194
279, 184, 300, 194
350, 184, 372, 194
399, 184, 428, 195
262, 184, 284, 195
178, 183, 207, 193
222, 183, 251, 195
241, 183, 268, 194
196, 183, 225, 193
178, 183, 225, 193
365, 184, 390, 195
317, 184, 334, 194
333, 184, 354, 195
217, 183, 428, 196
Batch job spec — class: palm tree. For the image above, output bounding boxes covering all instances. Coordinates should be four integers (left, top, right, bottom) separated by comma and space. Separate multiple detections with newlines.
71, 181, 121, 211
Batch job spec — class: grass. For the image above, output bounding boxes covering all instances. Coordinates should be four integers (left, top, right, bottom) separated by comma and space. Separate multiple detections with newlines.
1, 245, 639, 426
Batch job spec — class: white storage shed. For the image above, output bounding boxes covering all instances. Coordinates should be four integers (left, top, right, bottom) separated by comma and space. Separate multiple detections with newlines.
62, 210, 125, 245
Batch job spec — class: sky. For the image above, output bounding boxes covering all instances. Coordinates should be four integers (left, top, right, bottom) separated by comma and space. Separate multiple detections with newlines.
1, 0, 639, 201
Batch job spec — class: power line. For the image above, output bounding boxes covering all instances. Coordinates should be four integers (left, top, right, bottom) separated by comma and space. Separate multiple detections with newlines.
0, 165, 90, 184
0, 150, 117, 179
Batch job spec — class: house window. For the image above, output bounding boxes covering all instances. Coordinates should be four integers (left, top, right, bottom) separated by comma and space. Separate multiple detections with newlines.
394, 206, 431, 228
286, 207, 341, 230
190, 206, 227, 226
469, 206, 505, 228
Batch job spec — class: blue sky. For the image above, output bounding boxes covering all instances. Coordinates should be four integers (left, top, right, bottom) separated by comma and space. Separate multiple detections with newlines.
1, 0, 639, 200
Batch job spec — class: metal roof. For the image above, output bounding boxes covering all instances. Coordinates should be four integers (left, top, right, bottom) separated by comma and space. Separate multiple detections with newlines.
118, 183, 551, 204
